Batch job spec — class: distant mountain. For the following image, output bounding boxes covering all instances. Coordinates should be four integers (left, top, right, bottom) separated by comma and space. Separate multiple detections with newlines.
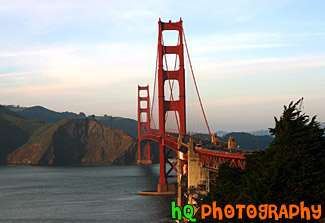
249, 129, 271, 136
193, 131, 273, 151
224, 132, 274, 151
0, 105, 44, 163
7, 119, 137, 165
6, 105, 138, 139
216, 129, 272, 137
215, 131, 228, 137
11, 106, 81, 123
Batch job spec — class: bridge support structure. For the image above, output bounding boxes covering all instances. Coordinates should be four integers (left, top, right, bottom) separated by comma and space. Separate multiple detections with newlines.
187, 137, 208, 214
137, 85, 152, 164
157, 19, 186, 192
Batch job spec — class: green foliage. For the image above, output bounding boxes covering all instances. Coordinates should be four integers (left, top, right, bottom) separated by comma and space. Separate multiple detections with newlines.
202, 99, 325, 222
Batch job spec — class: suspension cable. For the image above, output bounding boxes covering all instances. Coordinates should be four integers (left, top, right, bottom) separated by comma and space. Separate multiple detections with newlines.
149, 38, 159, 130
183, 30, 212, 138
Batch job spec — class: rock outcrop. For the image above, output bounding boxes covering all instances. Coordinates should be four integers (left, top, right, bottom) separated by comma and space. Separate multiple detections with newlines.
6, 118, 137, 165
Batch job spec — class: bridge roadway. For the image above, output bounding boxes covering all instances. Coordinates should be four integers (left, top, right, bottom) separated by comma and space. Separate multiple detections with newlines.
139, 131, 247, 171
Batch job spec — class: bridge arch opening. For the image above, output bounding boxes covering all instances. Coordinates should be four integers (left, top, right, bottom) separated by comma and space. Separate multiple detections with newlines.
163, 54, 179, 71
164, 80, 180, 101
161, 30, 179, 46
165, 110, 180, 133
140, 112, 147, 123
140, 100, 147, 108
139, 90, 148, 97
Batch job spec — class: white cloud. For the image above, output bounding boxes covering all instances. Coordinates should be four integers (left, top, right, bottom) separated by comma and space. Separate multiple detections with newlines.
191, 43, 290, 54
0, 72, 31, 77
209, 55, 325, 68
186, 31, 325, 55
0, 46, 77, 57
190, 54, 325, 81
205, 94, 324, 107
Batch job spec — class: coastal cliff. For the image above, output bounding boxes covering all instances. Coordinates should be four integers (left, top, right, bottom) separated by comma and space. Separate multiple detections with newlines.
6, 118, 137, 165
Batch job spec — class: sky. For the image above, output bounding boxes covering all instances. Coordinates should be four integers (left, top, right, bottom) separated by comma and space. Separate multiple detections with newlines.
0, 0, 324, 132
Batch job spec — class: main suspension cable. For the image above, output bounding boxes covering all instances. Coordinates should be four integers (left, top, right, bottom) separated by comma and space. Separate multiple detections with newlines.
183, 30, 212, 138
149, 38, 159, 130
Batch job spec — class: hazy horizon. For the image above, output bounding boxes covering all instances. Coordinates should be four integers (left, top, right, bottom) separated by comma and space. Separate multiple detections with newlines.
3, 103, 324, 133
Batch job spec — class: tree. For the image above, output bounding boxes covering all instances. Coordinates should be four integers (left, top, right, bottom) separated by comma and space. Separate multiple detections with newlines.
201, 99, 325, 222
266, 99, 325, 206
79, 112, 86, 117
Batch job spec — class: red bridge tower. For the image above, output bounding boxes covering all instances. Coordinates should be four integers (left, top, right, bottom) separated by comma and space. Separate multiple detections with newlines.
137, 85, 151, 164
157, 18, 186, 192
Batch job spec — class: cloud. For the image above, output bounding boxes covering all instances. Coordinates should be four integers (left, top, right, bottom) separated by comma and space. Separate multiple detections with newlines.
190, 54, 325, 82
0, 40, 157, 96
187, 31, 325, 54
0, 46, 77, 57
191, 43, 290, 54
0, 72, 31, 78
0, 0, 157, 33
210, 55, 325, 68
205, 94, 325, 107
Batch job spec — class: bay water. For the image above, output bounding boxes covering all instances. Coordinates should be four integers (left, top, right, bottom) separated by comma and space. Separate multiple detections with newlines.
0, 164, 175, 223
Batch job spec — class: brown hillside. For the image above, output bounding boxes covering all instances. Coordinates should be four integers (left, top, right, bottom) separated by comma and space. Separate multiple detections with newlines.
7, 118, 137, 165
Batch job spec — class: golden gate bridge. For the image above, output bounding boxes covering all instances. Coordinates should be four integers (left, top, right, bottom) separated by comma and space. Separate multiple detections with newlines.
137, 19, 247, 198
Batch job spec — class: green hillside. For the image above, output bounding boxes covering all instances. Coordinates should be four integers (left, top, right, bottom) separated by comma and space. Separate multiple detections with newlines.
0, 105, 44, 163
7, 105, 138, 139
224, 132, 274, 151
13, 106, 80, 123
95, 115, 138, 138
0, 105, 25, 122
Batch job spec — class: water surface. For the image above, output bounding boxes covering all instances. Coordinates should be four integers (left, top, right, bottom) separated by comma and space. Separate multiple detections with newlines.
0, 164, 174, 223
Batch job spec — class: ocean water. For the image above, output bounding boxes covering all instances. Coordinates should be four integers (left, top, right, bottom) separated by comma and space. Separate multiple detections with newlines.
0, 164, 175, 223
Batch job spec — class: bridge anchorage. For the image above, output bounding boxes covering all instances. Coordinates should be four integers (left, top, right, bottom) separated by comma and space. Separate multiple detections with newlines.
137, 18, 248, 212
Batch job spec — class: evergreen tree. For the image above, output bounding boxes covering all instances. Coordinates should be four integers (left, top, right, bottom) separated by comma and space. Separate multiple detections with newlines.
201, 99, 325, 222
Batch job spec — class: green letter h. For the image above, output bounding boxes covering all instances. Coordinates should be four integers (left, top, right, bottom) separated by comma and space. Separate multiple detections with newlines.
171, 201, 182, 220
